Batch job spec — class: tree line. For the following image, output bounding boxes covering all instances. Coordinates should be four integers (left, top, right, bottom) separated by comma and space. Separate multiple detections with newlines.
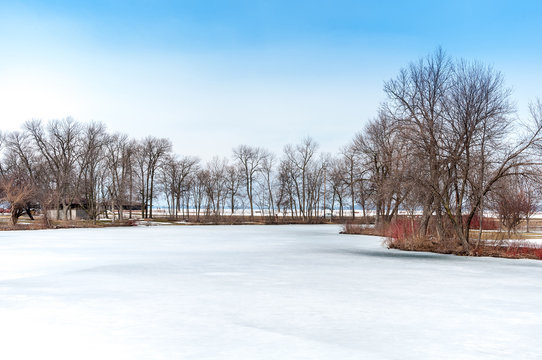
0, 120, 337, 225
1, 49, 542, 253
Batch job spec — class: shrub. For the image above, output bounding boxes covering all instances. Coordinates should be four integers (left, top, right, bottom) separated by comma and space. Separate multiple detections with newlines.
468, 215, 499, 230
382, 218, 438, 251
472, 240, 542, 260
340, 221, 380, 236
341, 222, 362, 234
386, 218, 418, 241
503, 241, 542, 260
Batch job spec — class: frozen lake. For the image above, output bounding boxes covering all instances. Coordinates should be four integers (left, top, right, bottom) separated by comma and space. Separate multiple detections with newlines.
1, 225, 541, 359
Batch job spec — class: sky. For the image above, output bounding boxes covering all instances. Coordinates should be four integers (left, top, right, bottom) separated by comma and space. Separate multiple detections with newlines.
1, 0, 541, 159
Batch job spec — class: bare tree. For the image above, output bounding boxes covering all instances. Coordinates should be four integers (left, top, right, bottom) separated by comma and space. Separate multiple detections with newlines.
233, 145, 267, 220
135, 136, 172, 218
225, 163, 242, 216
382, 49, 542, 251
327, 157, 347, 219
353, 114, 411, 226
177, 156, 199, 219
340, 145, 363, 219
0, 177, 35, 225
205, 157, 228, 216
258, 151, 276, 219
105, 133, 135, 221
193, 168, 209, 221
78, 122, 107, 222
282, 137, 319, 221
383, 48, 453, 235
0, 135, 37, 226
492, 176, 533, 237
24, 118, 82, 220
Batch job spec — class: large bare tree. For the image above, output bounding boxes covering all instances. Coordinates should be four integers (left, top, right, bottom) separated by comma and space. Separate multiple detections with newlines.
24, 118, 82, 220
382, 49, 542, 251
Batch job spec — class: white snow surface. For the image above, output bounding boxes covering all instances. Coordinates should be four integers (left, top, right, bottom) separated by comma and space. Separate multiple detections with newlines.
1, 225, 541, 360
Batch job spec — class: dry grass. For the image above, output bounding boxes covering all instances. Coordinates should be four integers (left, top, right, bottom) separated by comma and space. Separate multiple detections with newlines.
469, 229, 542, 241
340, 222, 380, 236
360, 218, 542, 260
0, 216, 139, 231
151, 215, 356, 225
384, 235, 463, 254
471, 231, 525, 241
472, 240, 542, 260
0, 213, 352, 231
386, 231, 542, 260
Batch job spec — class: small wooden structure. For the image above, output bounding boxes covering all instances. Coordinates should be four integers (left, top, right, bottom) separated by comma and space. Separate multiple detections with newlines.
47, 207, 89, 220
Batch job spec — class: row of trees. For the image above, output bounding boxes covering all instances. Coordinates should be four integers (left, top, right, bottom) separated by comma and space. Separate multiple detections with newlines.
0, 120, 171, 225
1, 49, 541, 253
0, 119, 363, 225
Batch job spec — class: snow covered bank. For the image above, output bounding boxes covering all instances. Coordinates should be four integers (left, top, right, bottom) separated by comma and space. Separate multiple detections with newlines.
1, 225, 541, 359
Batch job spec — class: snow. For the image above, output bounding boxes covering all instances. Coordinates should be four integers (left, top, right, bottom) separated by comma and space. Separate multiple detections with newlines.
1, 225, 541, 359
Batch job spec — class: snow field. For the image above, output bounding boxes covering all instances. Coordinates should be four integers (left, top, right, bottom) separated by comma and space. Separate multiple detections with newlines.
1, 225, 541, 359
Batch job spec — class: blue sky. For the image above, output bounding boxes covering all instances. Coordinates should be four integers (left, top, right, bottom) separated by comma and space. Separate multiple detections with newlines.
1, 0, 541, 158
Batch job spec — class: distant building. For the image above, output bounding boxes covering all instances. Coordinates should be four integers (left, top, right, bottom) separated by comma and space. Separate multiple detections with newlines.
47, 207, 89, 220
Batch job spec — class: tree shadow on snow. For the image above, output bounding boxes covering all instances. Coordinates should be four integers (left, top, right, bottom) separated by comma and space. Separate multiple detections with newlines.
325, 248, 456, 261
325, 248, 542, 268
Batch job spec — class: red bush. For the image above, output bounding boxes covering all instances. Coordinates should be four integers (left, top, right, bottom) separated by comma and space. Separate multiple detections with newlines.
386, 218, 418, 241
466, 215, 499, 230
504, 241, 542, 260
